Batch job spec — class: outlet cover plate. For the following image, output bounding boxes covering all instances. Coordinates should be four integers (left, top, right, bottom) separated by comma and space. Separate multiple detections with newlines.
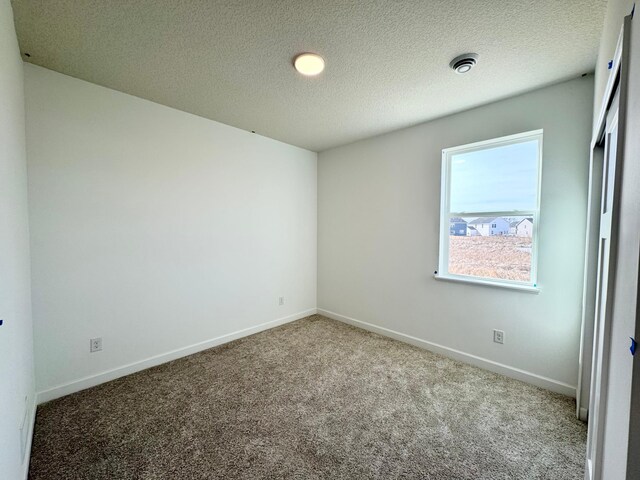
90, 337, 102, 352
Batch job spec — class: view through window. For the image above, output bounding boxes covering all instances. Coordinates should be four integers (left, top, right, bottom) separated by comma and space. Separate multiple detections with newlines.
439, 131, 542, 286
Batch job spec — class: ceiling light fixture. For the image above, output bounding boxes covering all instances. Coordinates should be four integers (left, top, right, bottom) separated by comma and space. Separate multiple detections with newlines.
294, 53, 325, 76
450, 53, 479, 74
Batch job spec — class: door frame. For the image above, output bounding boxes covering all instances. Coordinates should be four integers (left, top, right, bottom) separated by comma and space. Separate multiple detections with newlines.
576, 21, 625, 422
585, 85, 622, 480
578, 13, 640, 480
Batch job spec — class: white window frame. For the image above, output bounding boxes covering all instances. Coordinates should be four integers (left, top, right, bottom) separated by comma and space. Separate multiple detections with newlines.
435, 130, 543, 293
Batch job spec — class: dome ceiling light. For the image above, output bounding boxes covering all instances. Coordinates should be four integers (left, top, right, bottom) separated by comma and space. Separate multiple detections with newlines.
294, 53, 325, 76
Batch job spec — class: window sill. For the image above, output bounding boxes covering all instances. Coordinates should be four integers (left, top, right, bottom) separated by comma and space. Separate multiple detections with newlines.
434, 274, 540, 294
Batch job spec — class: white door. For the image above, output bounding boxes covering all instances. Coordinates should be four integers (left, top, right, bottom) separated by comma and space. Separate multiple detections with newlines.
584, 88, 620, 480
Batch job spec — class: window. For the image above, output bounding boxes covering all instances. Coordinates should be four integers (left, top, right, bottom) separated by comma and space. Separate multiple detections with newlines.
437, 130, 542, 291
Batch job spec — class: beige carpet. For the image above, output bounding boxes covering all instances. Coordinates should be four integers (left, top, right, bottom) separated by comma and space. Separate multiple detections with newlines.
29, 315, 586, 479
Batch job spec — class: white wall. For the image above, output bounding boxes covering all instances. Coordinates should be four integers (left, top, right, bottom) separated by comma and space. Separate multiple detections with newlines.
591, 5, 638, 478
318, 77, 593, 395
0, 1, 36, 478
25, 64, 317, 399
599, 10, 640, 480
593, 0, 634, 125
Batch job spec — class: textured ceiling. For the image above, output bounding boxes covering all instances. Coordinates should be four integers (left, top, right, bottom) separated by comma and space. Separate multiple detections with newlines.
12, 0, 606, 151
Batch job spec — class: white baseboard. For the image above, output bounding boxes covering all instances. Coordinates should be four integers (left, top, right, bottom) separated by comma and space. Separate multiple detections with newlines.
21, 396, 36, 480
579, 407, 588, 422
36, 308, 317, 404
318, 308, 576, 397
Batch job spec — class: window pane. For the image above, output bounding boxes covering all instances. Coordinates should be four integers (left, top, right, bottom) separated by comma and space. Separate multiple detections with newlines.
450, 140, 539, 213
448, 215, 534, 282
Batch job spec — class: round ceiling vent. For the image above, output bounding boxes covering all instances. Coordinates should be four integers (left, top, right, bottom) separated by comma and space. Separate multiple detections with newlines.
450, 53, 479, 74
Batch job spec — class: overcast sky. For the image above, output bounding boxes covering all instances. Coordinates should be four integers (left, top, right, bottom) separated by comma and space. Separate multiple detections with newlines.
450, 140, 539, 213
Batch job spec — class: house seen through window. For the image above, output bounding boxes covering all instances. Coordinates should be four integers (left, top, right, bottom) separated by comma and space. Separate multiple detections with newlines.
438, 130, 542, 288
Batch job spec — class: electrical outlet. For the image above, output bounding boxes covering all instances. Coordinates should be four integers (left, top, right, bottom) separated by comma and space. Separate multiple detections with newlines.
279, 296, 285, 306
493, 329, 505, 344
90, 337, 102, 353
